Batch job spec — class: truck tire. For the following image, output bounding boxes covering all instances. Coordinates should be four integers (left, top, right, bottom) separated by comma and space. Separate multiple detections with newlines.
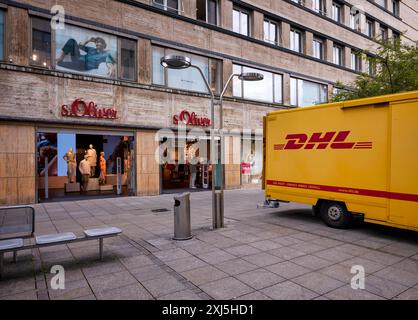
320, 202, 352, 228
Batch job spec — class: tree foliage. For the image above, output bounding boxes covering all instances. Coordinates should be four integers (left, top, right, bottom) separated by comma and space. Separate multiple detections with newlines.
331, 38, 418, 102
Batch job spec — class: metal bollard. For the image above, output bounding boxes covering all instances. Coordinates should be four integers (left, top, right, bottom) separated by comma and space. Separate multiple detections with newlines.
173, 192, 193, 240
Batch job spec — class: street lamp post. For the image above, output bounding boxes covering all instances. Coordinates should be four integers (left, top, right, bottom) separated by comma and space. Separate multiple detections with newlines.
161, 55, 263, 229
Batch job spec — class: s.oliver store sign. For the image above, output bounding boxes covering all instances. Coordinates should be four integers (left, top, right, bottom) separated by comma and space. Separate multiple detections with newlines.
61, 98, 118, 120
173, 110, 211, 127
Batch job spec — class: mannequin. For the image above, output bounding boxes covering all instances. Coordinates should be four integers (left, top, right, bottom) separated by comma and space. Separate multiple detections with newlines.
86, 144, 97, 177
99, 151, 106, 185
63, 147, 76, 183
79, 154, 91, 191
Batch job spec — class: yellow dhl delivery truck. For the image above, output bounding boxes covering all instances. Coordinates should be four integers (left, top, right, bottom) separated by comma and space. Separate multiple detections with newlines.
263, 90, 418, 231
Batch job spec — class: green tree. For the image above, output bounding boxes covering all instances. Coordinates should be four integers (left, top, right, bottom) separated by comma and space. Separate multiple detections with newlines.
331, 38, 418, 102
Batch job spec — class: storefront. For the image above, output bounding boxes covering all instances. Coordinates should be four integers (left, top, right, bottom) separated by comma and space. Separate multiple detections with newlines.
36, 127, 135, 201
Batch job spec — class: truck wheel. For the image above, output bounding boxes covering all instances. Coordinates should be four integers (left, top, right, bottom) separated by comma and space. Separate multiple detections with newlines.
320, 202, 352, 228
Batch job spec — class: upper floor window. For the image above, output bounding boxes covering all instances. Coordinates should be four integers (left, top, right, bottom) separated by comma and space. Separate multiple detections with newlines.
31, 18, 51, 68
312, 0, 325, 15
313, 37, 324, 60
0, 11, 4, 61
264, 19, 278, 45
233, 7, 250, 36
366, 19, 374, 37
197, 0, 218, 25
233, 64, 283, 104
393, 31, 400, 45
375, 0, 386, 8
333, 44, 342, 66
290, 28, 303, 53
380, 25, 387, 40
152, 46, 222, 94
31, 18, 137, 81
290, 77, 328, 107
351, 51, 361, 71
291, 0, 304, 5
349, 11, 360, 31
366, 56, 375, 75
332, 2, 342, 23
153, 0, 179, 13
392, 0, 400, 16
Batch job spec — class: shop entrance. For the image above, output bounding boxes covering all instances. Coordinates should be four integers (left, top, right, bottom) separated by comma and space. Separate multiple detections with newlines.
36, 128, 135, 202
160, 136, 214, 193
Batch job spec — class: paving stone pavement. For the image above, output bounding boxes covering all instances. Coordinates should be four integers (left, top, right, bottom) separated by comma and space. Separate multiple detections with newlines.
1, 189, 418, 300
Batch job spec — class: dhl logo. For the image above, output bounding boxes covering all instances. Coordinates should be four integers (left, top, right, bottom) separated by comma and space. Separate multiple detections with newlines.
274, 131, 373, 150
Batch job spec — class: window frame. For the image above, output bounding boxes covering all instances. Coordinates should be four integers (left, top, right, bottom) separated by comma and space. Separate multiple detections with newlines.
312, 37, 324, 60
366, 19, 374, 38
196, 0, 219, 26
0, 10, 5, 62
29, 17, 137, 81
290, 76, 328, 107
232, 64, 283, 104
380, 25, 387, 40
333, 44, 343, 66
350, 51, 361, 72
312, 0, 325, 15
263, 19, 278, 45
233, 6, 250, 36
392, 0, 399, 16
152, 45, 222, 94
290, 28, 303, 53
152, 0, 180, 13
332, 2, 342, 23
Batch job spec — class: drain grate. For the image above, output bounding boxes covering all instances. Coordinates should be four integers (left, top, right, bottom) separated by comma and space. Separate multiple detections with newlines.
151, 208, 170, 213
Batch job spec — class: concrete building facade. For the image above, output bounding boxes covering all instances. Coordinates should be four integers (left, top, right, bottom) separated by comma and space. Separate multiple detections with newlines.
0, 0, 416, 205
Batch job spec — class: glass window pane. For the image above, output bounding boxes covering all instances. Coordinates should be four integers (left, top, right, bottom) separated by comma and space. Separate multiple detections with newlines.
196, 0, 206, 21
290, 78, 297, 106
270, 23, 276, 43
290, 31, 295, 51
120, 38, 136, 81
167, 49, 209, 93
0, 11, 4, 60
152, 46, 165, 85
274, 74, 282, 103
31, 18, 51, 68
232, 64, 242, 97
233, 10, 240, 33
207, 0, 217, 25
167, 0, 179, 13
241, 12, 248, 36
264, 21, 269, 42
295, 32, 300, 52
55, 24, 117, 78
243, 66, 273, 102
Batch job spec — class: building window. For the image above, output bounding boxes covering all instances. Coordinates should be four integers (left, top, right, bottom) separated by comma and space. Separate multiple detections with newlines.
351, 51, 361, 71
393, 31, 400, 45
366, 56, 375, 75
290, 77, 328, 107
0, 11, 4, 61
375, 0, 386, 8
332, 2, 342, 23
312, 0, 325, 15
380, 25, 387, 40
31, 18, 52, 68
291, 0, 304, 5
233, 64, 282, 104
392, 0, 399, 16
153, 0, 179, 13
290, 28, 303, 53
313, 37, 324, 60
263, 19, 278, 45
197, 0, 218, 25
152, 46, 222, 94
333, 44, 342, 66
119, 38, 136, 81
31, 17, 137, 80
349, 11, 360, 31
366, 19, 374, 38
233, 7, 250, 36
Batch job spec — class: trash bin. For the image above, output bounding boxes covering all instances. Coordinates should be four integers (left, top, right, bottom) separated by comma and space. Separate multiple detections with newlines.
173, 192, 193, 240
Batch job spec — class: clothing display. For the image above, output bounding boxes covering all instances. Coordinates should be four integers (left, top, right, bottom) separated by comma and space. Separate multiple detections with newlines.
86, 144, 97, 177
99, 152, 106, 185
63, 148, 77, 183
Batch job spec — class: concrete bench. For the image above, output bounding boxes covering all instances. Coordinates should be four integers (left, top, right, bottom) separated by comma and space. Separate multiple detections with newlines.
0, 204, 123, 279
